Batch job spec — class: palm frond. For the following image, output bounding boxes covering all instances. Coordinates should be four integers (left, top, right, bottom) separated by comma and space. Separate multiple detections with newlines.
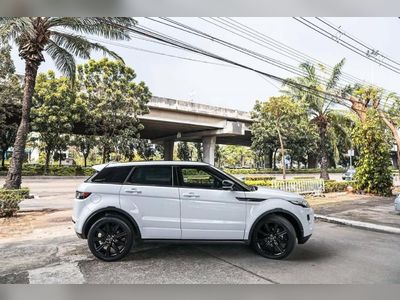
326, 58, 345, 91
47, 17, 136, 41
45, 41, 76, 79
50, 31, 123, 62
0, 17, 34, 42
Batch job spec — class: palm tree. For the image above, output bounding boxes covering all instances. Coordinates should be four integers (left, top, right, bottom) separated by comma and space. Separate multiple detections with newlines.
0, 17, 136, 189
283, 59, 350, 179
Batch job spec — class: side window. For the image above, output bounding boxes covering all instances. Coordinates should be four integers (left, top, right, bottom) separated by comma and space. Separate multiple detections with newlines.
127, 166, 172, 187
91, 166, 133, 184
179, 167, 223, 189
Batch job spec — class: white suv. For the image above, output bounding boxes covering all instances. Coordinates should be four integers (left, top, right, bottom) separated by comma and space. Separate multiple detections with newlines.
73, 161, 314, 261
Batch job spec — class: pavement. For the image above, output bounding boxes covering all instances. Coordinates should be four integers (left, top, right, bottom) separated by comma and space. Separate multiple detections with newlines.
0, 177, 84, 211
1, 177, 400, 283
311, 193, 400, 229
1, 220, 400, 283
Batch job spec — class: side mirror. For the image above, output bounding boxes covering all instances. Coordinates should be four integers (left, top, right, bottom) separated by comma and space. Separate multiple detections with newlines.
222, 180, 235, 190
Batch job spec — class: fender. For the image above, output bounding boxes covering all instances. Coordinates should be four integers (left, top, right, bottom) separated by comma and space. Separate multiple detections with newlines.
247, 208, 304, 242
82, 206, 141, 239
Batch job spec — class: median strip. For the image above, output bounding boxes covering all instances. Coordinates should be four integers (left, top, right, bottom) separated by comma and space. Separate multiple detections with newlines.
315, 214, 400, 235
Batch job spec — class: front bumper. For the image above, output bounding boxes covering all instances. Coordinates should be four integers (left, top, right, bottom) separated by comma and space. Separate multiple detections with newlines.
298, 234, 312, 244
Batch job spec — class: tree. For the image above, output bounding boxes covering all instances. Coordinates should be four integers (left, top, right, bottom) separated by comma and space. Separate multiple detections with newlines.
31, 71, 76, 172
251, 101, 280, 170
381, 94, 400, 172
1, 17, 137, 189
136, 139, 160, 161
251, 96, 306, 179
74, 135, 97, 167
353, 109, 392, 196
76, 58, 151, 164
177, 141, 192, 161
0, 42, 22, 168
219, 145, 253, 168
284, 59, 350, 179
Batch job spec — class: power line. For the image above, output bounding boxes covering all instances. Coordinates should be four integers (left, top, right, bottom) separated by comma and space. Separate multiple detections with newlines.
223, 17, 385, 90
316, 17, 400, 68
294, 17, 400, 75
102, 20, 357, 111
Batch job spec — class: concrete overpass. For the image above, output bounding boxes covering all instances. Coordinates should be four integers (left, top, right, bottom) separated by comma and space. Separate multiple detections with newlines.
139, 96, 253, 165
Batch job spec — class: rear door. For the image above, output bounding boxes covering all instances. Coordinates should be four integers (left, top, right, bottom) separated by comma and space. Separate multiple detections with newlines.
177, 165, 247, 240
119, 165, 181, 239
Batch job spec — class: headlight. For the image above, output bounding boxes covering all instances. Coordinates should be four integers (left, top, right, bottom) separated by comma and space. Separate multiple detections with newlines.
289, 198, 310, 208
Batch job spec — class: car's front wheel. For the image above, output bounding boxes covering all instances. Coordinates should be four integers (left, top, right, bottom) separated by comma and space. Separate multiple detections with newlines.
251, 215, 296, 259
88, 216, 134, 261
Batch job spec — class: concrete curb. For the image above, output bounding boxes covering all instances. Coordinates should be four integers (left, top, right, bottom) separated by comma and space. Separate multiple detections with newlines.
315, 214, 400, 235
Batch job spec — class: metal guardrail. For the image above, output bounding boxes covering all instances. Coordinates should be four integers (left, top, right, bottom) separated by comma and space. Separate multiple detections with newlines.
270, 179, 325, 196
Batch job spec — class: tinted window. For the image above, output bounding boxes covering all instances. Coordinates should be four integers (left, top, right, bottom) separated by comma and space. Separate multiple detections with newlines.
91, 166, 133, 184
179, 167, 223, 189
127, 166, 172, 186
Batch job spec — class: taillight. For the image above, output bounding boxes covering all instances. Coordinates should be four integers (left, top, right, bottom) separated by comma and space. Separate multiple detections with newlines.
76, 191, 92, 199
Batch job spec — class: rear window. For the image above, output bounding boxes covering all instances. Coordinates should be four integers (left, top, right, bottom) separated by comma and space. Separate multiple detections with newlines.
91, 166, 133, 184
127, 166, 172, 186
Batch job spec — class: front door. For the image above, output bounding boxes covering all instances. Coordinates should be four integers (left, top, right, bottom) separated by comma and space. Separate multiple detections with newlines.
120, 165, 181, 239
177, 165, 247, 240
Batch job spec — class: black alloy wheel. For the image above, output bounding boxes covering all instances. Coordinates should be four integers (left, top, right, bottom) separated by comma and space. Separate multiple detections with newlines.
251, 215, 296, 259
88, 216, 133, 261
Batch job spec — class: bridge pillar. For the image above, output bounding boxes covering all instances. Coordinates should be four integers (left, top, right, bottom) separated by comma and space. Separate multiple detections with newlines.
202, 136, 216, 165
163, 140, 174, 161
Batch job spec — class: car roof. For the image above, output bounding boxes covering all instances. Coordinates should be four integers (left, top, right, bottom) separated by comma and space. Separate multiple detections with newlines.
92, 161, 209, 171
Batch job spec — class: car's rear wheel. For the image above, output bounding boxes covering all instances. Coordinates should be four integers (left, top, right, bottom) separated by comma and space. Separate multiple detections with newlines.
88, 216, 133, 261
251, 215, 296, 259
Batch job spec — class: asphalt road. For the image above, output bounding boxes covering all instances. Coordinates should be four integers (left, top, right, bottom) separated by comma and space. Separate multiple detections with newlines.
1, 220, 400, 284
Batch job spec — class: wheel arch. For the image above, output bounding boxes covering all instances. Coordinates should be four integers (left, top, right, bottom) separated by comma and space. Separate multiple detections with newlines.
248, 208, 304, 243
82, 206, 141, 239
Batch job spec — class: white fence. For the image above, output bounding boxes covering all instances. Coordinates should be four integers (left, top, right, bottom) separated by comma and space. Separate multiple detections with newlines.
393, 175, 400, 187
270, 179, 325, 196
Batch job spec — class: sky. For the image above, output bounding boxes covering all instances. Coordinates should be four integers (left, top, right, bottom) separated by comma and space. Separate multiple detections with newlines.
10, 17, 400, 112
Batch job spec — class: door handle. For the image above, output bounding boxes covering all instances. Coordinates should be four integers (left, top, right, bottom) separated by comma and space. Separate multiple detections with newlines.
125, 188, 142, 194
182, 193, 200, 198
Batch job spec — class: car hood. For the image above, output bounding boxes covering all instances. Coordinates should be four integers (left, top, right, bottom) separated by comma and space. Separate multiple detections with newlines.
246, 187, 303, 201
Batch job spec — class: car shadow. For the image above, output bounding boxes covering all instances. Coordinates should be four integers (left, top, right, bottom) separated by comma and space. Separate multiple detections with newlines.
121, 240, 335, 263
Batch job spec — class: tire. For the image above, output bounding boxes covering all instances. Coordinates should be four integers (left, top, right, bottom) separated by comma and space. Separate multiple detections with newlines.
88, 216, 134, 261
251, 214, 296, 260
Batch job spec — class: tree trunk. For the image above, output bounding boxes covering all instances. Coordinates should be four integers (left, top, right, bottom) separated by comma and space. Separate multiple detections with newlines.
58, 150, 62, 166
273, 149, 277, 170
276, 126, 286, 180
267, 149, 273, 168
1, 149, 6, 168
4, 61, 39, 189
44, 149, 51, 175
307, 153, 318, 168
380, 112, 400, 172
318, 121, 330, 180
83, 152, 87, 167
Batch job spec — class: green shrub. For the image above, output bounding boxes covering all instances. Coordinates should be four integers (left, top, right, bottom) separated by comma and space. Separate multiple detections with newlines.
324, 181, 356, 193
0, 165, 95, 177
225, 168, 345, 175
0, 188, 30, 217
242, 176, 276, 181
244, 180, 274, 187
293, 176, 316, 180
